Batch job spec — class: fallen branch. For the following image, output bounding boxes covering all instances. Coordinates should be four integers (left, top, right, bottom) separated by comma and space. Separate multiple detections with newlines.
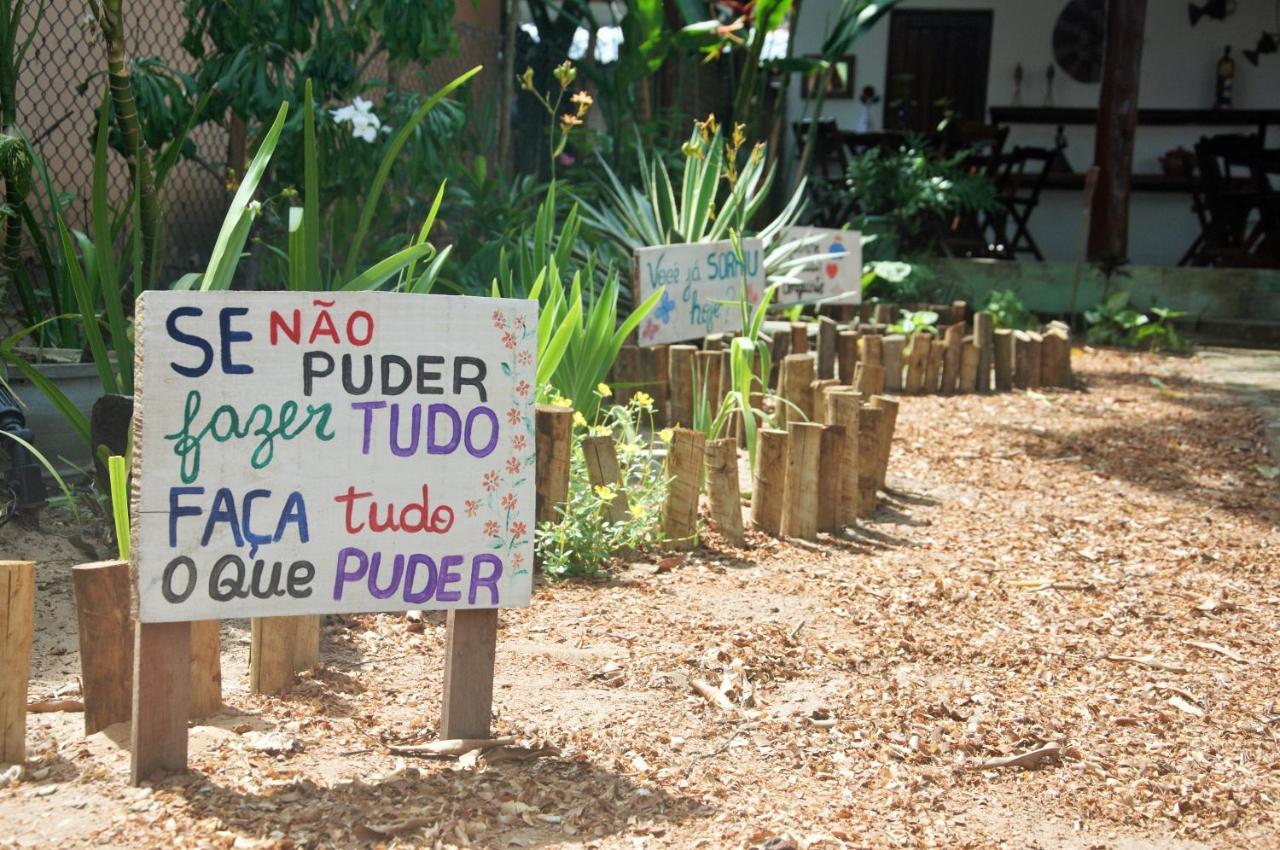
966, 741, 1062, 771
27, 699, 84, 713
387, 736, 515, 757
691, 679, 736, 712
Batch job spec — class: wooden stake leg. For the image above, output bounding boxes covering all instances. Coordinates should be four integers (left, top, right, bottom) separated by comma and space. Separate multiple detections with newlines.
1, 561, 35, 764
440, 609, 498, 741
73, 560, 133, 736
131, 621, 190, 785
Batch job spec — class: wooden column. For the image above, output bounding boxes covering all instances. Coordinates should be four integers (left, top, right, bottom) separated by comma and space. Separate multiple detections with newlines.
824, 389, 862, 527
855, 407, 883, 518
881, 335, 906, 392
779, 354, 816, 424
870, 395, 900, 490
582, 434, 629, 523
704, 438, 744, 546
668, 345, 698, 426
750, 429, 789, 535
73, 561, 133, 735
789, 322, 809, 354
131, 621, 190, 784
535, 405, 573, 525
662, 428, 705, 549
993, 329, 1015, 391
836, 331, 859, 384
817, 425, 845, 533
1089, 0, 1149, 263
440, 608, 498, 740
904, 333, 931, 394
1, 561, 34, 764
941, 323, 964, 393
973, 312, 994, 392
816, 316, 838, 379
781, 422, 822, 540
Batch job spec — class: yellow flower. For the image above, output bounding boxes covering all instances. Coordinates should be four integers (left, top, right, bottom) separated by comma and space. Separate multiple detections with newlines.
589, 425, 611, 437
560, 113, 583, 129
593, 484, 615, 501
518, 67, 535, 92
659, 428, 673, 443
551, 394, 572, 408
571, 90, 594, 118
597, 382, 612, 398
573, 411, 588, 428
630, 503, 647, 518
631, 391, 653, 410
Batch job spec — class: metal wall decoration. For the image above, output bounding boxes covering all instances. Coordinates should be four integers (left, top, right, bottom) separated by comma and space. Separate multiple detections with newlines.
1052, 0, 1106, 84
1188, 0, 1237, 27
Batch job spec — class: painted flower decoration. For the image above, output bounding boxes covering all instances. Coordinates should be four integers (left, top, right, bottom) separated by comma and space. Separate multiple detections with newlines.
517, 350, 533, 366
512, 434, 527, 451
484, 520, 500, 537
483, 470, 500, 491
512, 553, 525, 570
507, 407, 522, 425
510, 521, 528, 539
500, 493, 517, 510
502, 331, 518, 349
492, 310, 506, 329
515, 379, 530, 397
505, 457, 521, 475
464, 499, 479, 517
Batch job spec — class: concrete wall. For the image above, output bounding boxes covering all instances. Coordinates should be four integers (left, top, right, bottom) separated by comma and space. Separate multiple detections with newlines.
790, 0, 1280, 266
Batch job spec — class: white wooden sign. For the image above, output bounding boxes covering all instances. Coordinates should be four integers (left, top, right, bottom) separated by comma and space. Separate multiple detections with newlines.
632, 238, 765, 346
777, 227, 862, 306
133, 291, 537, 623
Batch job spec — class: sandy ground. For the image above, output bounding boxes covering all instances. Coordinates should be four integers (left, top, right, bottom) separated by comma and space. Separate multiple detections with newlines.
1, 347, 1278, 850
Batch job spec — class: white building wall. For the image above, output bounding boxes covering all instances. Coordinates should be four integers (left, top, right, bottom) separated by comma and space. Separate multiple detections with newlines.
789, 0, 1280, 266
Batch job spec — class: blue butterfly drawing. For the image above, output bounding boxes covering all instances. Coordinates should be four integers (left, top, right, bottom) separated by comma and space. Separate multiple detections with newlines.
654, 290, 677, 324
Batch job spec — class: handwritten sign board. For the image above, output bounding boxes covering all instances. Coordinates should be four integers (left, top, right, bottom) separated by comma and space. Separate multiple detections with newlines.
776, 227, 862, 306
133, 291, 537, 623
632, 238, 765, 346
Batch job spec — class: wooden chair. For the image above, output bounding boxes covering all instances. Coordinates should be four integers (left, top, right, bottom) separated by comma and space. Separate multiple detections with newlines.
793, 118, 853, 226
985, 145, 1061, 261
1184, 134, 1279, 267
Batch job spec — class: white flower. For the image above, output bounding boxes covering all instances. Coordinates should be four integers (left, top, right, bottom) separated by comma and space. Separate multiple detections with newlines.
331, 96, 382, 143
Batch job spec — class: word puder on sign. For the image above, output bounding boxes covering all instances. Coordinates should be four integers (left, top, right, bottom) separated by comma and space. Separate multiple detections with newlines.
134, 291, 537, 622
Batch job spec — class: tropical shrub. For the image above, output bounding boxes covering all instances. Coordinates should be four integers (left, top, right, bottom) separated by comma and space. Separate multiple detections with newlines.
1085, 291, 1189, 352
983, 288, 1037, 330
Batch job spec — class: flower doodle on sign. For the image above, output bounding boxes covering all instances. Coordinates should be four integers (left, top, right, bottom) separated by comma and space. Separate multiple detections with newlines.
654, 290, 677, 324
475, 308, 537, 574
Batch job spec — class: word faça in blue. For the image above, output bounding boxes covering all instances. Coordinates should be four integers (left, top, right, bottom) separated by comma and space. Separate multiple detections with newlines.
334, 547, 503, 605
169, 486, 308, 557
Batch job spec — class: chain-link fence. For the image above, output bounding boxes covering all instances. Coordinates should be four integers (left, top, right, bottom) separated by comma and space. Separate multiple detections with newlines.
16, 4, 503, 284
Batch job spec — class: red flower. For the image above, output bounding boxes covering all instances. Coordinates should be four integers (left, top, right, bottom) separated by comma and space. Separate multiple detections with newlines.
506, 407, 521, 425
483, 470, 500, 492
464, 499, 479, 517
517, 350, 533, 366
505, 457, 521, 475
515, 379, 530, 397
500, 493, 517, 510
502, 331, 517, 349
512, 553, 525, 570
510, 521, 528, 539
483, 520, 500, 537
512, 434, 527, 451
492, 310, 506, 329
514, 316, 527, 331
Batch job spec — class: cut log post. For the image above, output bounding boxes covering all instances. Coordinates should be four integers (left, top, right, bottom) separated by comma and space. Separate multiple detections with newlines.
668, 344, 698, 426
615, 345, 640, 407
941, 323, 964, 393
1040, 326, 1072, 387
881, 334, 906, 392
695, 350, 722, 419
861, 334, 883, 368
993, 329, 1015, 391
836, 331, 859, 385
870, 395, 900, 490
644, 345, 671, 424
768, 332, 790, 389
817, 425, 845, 533
950, 300, 968, 326
750, 429, 789, 536
535, 405, 573, 525
959, 342, 981, 392
853, 362, 886, 398
810, 378, 839, 421
582, 434, 629, 523
703, 332, 726, 351
873, 303, 896, 324
904, 333, 931, 394
781, 422, 822, 541
1, 561, 35, 764
925, 337, 945, 393
789, 321, 809, 354
131, 621, 190, 784
856, 407, 883, 518
250, 617, 303, 695
73, 560, 133, 735
717, 348, 734, 415
823, 389, 862, 527
662, 428, 706, 549
974, 311, 994, 392
816, 317, 838, 379
440, 609, 498, 741
779, 354, 816, 424
704, 438, 744, 546
1014, 331, 1043, 389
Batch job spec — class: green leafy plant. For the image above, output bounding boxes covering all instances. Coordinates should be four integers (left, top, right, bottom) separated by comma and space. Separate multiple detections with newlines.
887, 309, 938, 336
861, 260, 936, 302
1084, 291, 1190, 352
536, 394, 669, 579
983, 288, 1036, 330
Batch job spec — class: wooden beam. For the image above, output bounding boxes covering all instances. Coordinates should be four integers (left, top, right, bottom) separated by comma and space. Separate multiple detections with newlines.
131, 621, 190, 784
1089, 0, 1149, 263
